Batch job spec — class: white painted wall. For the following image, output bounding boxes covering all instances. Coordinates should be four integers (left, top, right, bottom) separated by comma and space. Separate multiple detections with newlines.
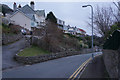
10, 12, 31, 30
34, 14, 45, 26
57, 18, 65, 25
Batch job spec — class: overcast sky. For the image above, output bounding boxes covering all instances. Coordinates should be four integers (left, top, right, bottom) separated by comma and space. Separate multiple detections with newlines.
2, 1, 118, 36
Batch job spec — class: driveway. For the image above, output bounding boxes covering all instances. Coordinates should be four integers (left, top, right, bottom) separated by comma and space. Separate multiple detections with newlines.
2, 38, 26, 70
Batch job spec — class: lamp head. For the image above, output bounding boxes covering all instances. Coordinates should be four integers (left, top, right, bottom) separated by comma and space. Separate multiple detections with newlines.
82, 5, 87, 7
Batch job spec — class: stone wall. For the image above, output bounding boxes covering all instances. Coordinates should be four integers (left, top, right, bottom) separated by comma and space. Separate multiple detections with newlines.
103, 49, 118, 78
14, 49, 94, 65
14, 51, 81, 64
2, 33, 23, 45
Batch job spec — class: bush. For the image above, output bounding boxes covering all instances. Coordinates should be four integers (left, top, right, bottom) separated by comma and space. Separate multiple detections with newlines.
2, 23, 11, 33
9, 24, 21, 34
2, 23, 21, 34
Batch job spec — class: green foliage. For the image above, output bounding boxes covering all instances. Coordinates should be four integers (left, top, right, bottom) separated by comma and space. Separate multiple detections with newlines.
46, 12, 57, 23
103, 30, 120, 50
105, 23, 120, 40
18, 45, 50, 57
84, 44, 89, 48
1, 4, 13, 16
2, 23, 11, 33
65, 33, 83, 41
2, 23, 21, 34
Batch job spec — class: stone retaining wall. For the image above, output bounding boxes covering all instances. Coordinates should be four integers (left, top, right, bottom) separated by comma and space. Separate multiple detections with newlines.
14, 49, 94, 65
2, 33, 23, 45
14, 51, 81, 64
103, 49, 118, 78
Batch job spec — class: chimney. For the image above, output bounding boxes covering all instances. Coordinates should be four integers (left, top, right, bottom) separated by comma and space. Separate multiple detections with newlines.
18, 4, 21, 8
30, 1, 34, 10
13, 2, 17, 11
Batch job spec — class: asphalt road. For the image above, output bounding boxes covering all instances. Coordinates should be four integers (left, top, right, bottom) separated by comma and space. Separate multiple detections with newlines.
2, 38, 26, 70
3, 52, 102, 78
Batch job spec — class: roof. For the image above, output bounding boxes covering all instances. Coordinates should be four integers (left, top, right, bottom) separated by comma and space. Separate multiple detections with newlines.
10, 4, 36, 21
19, 4, 35, 14
10, 10, 35, 21
79, 29, 86, 33
35, 10, 45, 17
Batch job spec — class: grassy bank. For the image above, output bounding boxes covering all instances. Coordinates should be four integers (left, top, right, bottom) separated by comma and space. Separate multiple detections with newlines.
18, 46, 50, 57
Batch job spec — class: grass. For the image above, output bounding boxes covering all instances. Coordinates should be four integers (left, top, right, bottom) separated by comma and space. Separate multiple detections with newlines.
18, 46, 50, 57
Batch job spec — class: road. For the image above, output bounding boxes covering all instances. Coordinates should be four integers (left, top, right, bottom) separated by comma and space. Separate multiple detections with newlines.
3, 52, 102, 78
2, 38, 26, 70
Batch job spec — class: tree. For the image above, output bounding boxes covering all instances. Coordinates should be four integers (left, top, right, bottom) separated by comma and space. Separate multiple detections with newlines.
112, 2, 120, 23
94, 6, 115, 38
0, 4, 13, 16
42, 21, 63, 52
45, 12, 57, 23
87, 5, 117, 39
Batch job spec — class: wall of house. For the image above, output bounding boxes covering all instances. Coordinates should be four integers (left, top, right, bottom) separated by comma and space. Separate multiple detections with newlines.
57, 19, 65, 25
34, 14, 45, 26
10, 12, 31, 30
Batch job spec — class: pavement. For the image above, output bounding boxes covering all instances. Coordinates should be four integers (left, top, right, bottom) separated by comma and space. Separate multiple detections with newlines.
2, 52, 102, 79
2, 38, 26, 70
80, 55, 109, 78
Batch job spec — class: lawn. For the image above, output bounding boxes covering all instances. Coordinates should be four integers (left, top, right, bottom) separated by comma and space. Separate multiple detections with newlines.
18, 46, 50, 57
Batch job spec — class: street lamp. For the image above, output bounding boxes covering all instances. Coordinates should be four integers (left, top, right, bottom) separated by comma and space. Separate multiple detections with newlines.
82, 5, 94, 52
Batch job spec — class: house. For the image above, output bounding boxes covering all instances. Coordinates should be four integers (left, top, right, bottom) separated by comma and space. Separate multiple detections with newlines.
63, 25, 86, 36
10, 10, 37, 30
63, 25, 70, 33
35, 10, 45, 27
9, 1, 45, 30
79, 29, 86, 35
57, 18, 65, 30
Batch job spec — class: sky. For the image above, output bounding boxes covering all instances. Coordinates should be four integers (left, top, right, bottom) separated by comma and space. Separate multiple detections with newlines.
1, 1, 118, 36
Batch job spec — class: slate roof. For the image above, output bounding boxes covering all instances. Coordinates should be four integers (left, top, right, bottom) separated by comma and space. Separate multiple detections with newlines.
19, 4, 35, 14
10, 10, 35, 21
10, 4, 44, 21
10, 4, 36, 21
35, 10, 45, 17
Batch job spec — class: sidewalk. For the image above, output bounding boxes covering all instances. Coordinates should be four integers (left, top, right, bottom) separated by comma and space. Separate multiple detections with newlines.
80, 55, 109, 78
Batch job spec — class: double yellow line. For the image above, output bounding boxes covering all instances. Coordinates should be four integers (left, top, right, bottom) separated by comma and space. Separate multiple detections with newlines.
68, 57, 92, 80
68, 53, 102, 80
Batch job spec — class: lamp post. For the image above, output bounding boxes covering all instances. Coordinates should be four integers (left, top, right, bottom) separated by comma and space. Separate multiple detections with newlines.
82, 5, 94, 52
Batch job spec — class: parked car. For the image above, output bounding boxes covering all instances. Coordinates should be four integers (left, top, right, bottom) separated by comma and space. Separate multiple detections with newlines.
21, 29, 26, 35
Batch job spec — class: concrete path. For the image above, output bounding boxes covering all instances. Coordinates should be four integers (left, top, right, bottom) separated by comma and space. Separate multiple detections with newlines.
2, 38, 26, 70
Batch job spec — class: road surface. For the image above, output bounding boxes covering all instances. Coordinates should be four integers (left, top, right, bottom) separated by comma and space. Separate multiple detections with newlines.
3, 52, 102, 78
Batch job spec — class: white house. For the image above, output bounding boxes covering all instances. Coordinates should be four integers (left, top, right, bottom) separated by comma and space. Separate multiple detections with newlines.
68, 27, 77, 35
9, 1, 45, 30
10, 10, 37, 30
63, 25, 70, 33
57, 18, 65, 30
35, 10, 45, 27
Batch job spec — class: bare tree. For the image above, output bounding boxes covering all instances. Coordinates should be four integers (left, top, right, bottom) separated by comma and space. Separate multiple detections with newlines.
87, 6, 115, 38
42, 20, 63, 52
113, 1, 120, 22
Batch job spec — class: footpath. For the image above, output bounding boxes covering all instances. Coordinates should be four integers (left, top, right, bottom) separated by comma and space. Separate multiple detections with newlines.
80, 55, 109, 78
